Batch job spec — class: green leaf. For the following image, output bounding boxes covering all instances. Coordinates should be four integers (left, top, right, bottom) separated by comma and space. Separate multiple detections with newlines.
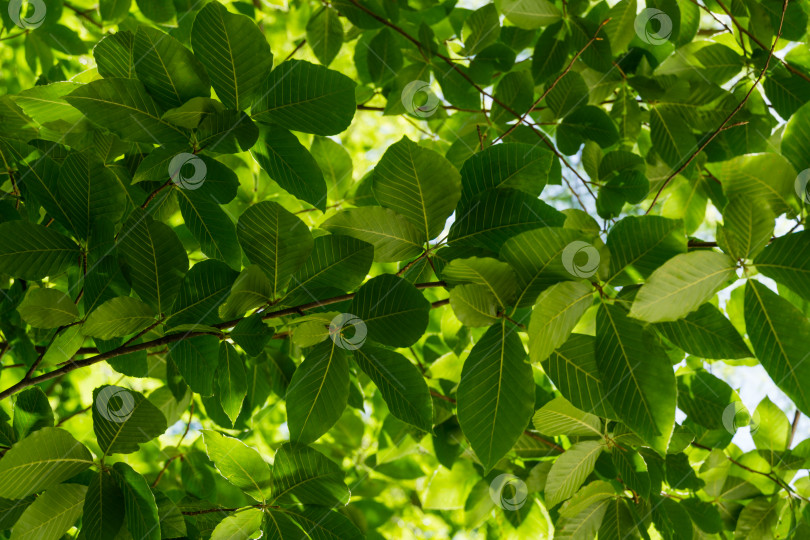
12, 387, 53, 440
442, 257, 517, 308
93, 31, 134, 79
745, 280, 810, 416
286, 340, 349, 444
270, 442, 349, 505
217, 342, 247, 424
270, 506, 363, 540
367, 28, 403, 83
459, 142, 555, 203
677, 369, 742, 430
650, 106, 697, 172
10, 483, 86, 540
191, 1, 273, 110
118, 210, 189, 315
654, 302, 751, 359
717, 197, 774, 260
714, 153, 797, 216
606, 216, 686, 285
449, 188, 566, 250
499, 0, 561, 29
65, 78, 190, 144
463, 4, 499, 55
92, 385, 167, 455
99, 0, 130, 22
546, 72, 589, 119
306, 7, 343, 66
754, 231, 810, 302
284, 234, 373, 303
111, 462, 160, 540
166, 260, 238, 328
500, 227, 584, 308
544, 334, 615, 418
781, 100, 810, 173
533, 396, 602, 437
219, 265, 272, 320
252, 60, 356, 136
629, 251, 736, 323
210, 508, 263, 540
82, 471, 125, 540
604, 0, 637, 52
557, 106, 619, 155
251, 125, 327, 211
457, 321, 535, 472
231, 314, 273, 357
202, 430, 272, 502
176, 188, 242, 269
0, 427, 93, 499
169, 335, 220, 396
17, 288, 78, 328
349, 274, 430, 347
133, 25, 210, 109
236, 201, 314, 298
734, 497, 779, 539
449, 284, 499, 327
532, 21, 569, 83
84, 296, 155, 339
752, 396, 790, 454
373, 137, 461, 241
612, 448, 650, 498
528, 281, 593, 364
0, 221, 80, 280
596, 303, 675, 454
353, 345, 433, 431
321, 207, 425, 262
59, 151, 126, 239
544, 440, 604, 507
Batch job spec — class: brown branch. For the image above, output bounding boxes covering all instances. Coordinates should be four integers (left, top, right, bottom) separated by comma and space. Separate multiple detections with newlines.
646, 0, 789, 214
64, 1, 103, 28
0, 281, 448, 401
789, 410, 801, 448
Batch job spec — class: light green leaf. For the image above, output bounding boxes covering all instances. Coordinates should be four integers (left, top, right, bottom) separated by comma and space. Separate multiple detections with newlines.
237, 201, 314, 298
596, 303, 675, 454
202, 430, 272, 502
93, 32, 134, 78
219, 265, 272, 320
714, 153, 797, 216
0, 427, 93, 499
321, 206, 425, 262
17, 288, 77, 329
528, 281, 593, 364
745, 280, 810, 416
210, 508, 263, 540
606, 215, 686, 285
457, 321, 535, 472
373, 137, 461, 241
499, 0, 561, 29
286, 340, 349, 444
442, 257, 517, 308
629, 251, 737, 323
10, 483, 86, 540
252, 60, 356, 136
533, 396, 602, 437
0, 221, 80, 281
544, 440, 604, 507
84, 297, 155, 339
191, 1, 273, 110
353, 345, 433, 431
717, 197, 774, 260
449, 284, 499, 327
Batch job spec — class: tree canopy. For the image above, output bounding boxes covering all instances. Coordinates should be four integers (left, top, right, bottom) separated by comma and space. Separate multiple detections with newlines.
0, 0, 809, 538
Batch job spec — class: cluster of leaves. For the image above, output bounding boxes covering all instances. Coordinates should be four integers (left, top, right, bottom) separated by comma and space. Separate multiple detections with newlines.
0, 0, 810, 538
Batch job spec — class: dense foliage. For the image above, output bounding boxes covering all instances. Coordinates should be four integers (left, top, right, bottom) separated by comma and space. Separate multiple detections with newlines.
1, 0, 810, 537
